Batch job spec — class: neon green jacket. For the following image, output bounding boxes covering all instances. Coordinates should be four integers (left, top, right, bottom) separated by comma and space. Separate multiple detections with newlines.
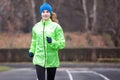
29, 19, 65, 68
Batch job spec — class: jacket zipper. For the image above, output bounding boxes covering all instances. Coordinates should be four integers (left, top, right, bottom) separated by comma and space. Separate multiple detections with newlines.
43, 22, 46, 67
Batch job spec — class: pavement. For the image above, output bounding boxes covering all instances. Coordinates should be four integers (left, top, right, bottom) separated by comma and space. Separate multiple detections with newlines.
0, 62, 120, 80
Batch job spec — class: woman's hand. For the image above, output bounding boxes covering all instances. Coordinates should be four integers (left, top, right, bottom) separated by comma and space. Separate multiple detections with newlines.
46, 37, 52, 43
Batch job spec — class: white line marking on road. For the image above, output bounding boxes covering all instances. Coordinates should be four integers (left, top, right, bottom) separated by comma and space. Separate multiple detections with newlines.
66, 69, 73, 80
70, 70, 110, 80
92, 71, 110, 80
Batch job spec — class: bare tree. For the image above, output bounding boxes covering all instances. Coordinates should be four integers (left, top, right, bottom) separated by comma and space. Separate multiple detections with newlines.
91, 0, 97, 33
82, 0, 89, 32
82, 0, 97, 33
112, 0, 120, 46
31, 0, 36, 24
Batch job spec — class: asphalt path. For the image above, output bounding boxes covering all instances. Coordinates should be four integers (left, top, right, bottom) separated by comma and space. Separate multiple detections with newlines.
0, 63, 120, 80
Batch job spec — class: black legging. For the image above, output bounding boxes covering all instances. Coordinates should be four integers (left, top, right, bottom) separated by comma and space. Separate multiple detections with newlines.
36, 65, 57, 80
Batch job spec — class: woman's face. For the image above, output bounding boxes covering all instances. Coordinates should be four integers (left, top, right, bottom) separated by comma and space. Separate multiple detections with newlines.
41, 10, 51, 21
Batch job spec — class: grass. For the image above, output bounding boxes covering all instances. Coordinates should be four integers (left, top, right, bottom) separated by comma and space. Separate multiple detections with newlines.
0, 66, 11, 72
0, 32, 112, 48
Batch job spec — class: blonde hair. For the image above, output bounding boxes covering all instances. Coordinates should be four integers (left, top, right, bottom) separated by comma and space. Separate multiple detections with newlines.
51, 12, 59, 23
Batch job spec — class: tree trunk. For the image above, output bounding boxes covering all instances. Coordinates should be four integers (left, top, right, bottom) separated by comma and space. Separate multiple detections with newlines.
31, 0, 36, 24
82, 0, 89, 32
92, 0, 97, 33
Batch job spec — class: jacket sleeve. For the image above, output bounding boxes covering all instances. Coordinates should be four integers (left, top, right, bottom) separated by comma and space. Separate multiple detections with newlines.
49, 25, 65, 50
29, 29, 36, 54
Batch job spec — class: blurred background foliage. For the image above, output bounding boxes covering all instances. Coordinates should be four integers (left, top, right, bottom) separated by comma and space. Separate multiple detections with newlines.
0, 0, 120, 48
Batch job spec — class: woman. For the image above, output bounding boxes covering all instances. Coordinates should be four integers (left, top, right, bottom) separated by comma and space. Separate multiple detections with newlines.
29, 2, 65, 80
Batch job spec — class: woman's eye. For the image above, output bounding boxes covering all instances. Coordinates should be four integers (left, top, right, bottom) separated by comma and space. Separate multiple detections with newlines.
42, 11, 45, 13
42, 10, 49, 13
46, 11, 49, 13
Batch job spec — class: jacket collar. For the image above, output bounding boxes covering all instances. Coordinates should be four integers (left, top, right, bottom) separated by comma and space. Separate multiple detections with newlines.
41, 19, 52, 26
